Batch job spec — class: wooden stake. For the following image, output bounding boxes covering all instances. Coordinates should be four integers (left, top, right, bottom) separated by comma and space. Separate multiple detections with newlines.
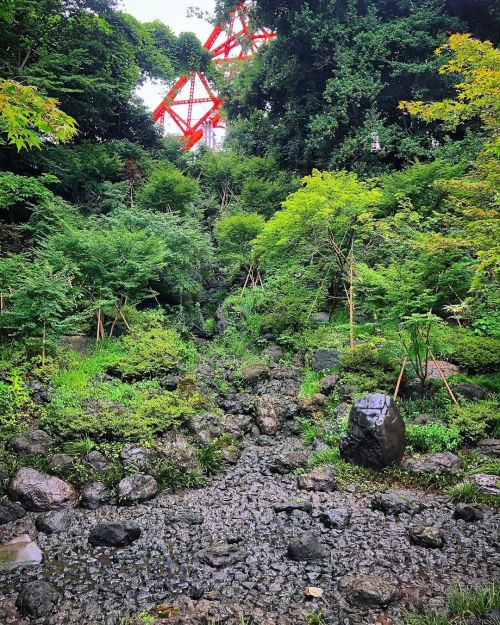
41, 322, 46, 368
99, 310, 106, 339
96, 309, 101, 342
108, 310, 119, 338
240, 267, 252, 298
393, 356, 408, 401
348, 248, 354, 349
0, 291, 3, 315
118, 308, 131, 330
429, 350, 460, 406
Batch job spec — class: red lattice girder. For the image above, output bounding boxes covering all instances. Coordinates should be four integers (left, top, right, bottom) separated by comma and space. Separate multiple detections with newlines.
153, 2, 275, 150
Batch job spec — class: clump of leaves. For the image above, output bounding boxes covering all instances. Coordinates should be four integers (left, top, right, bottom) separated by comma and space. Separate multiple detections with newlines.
115, 326, 187, 380
449, 399, 500, 444
406, 421, 460, 453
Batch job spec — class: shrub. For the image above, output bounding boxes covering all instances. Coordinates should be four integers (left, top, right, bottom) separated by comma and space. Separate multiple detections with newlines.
136, 165, 200, 214
0, 371, 36, 439
406, 421, 460, 453
447, 332, 500, 372
115, 327, 186, 379
449, 399, 500, 443
215, 212, 265, 279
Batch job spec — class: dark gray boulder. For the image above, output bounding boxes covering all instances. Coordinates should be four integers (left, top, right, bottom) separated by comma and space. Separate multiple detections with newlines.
117, 474, 158, 504
452, 382, 487, 401
240, 363, 269, 386
6, 430, 53, 455
274, 501, 313, 514
8, 468, 77, 511
119, 444, 159, 471
80, 482, 113, 510
84, 450, 108, 471
371, 489, 424, 516
408, 525, 444, 548
35, 510, 71, 534
0, 502, 26, 525
339, 394, 405, 469
89, 522, 141, 547
454, 503, 483, 522
318, 508, 351, 529
16, 581, 61, 617
310, 349, 340, 372
49, 453, 74, 471
269, 443, 309, 475
319, 374, 340, 395
477, 439, 500, 458
287, 534, 328, 561
339, 574, 399, 607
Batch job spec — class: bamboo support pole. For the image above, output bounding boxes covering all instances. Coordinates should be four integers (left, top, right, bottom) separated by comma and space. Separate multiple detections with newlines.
429, 350, 459, 406
393, 356, 408, 401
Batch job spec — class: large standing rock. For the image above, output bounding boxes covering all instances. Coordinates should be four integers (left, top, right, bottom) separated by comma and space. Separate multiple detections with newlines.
117, 474, 158, 504
89, 522, 141, 547
339, 574, 399, 607
255, 394, 290, 435
287, 534, 328, 561
0, 502, 26, 525
310, 349, 340, 372
16, 581, 61, 617
339, 394, 405, 469
404, 452, 461, 475
80, 482, 113, 509
6, 430, 53, 455
8, 468, 77, 511
297, 465, 337, 492
0, 535, 43, 570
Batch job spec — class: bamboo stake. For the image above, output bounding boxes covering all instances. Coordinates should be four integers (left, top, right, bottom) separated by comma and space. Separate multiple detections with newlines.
96, 309, 101, 342
348, 248, 354, 349
429, 350, 460, 406
99, 310, 106, 339
118, 309, 131, 331
0, 291, 3, 315
41, 323, 46, 368
240, 267, 252, 298
108, 310, 119, 338
393, 356, 408, 401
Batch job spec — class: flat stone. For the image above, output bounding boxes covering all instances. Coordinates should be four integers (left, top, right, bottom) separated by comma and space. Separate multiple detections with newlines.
310, 349, 340, 371
16, 581, 60, 618
0, 501, 26, 525
0, 535, 43, 570
452, 382, 487, 401
339, 574, 399, 607
197, 543, 244, 568
471, 473, 500, 495
8, 467, 77, 511
6, 430, 53, 455
241, 364, 269, 385
269, 446, 309, 474
408, 525, 444, 548
117, 474, 158, 504
35, 510, 71, 534
477, 439, 500, 458
318, 507, 351, 529
297, 465, 337, 492
287, 534, 328, 561
426, 361, 460, 380
404, 452, 461, 475
305, 587, 323, 598
119, 445, 159, 471
274, 501, 313, 514
340, 394, 405, 469
89, 522, 141, 547
371, 489, 424, 516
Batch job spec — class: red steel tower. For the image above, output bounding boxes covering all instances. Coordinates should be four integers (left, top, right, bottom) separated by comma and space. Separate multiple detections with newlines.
152, 3, 275, 151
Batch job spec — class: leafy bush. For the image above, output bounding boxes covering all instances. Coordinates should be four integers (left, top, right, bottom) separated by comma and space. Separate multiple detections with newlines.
406, 421, 460, 453
115, 327, 187, 379
136, 165, 200, 214
449, 399, 500, 443
0, 371, 36, 439
447, 331, 500, 372
215, 212, 265, 279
